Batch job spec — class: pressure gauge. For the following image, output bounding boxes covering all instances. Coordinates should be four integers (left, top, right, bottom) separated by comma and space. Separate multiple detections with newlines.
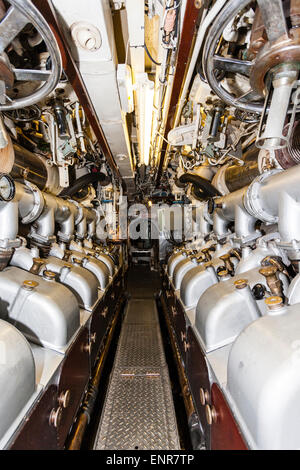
0, 174, 15, 202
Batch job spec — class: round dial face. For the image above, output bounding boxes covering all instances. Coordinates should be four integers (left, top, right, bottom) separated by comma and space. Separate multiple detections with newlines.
0, 174, 15, 202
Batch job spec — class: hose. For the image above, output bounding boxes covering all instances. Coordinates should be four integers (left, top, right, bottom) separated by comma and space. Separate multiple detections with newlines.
178, 173, 221, 200
60, 172, 110, 198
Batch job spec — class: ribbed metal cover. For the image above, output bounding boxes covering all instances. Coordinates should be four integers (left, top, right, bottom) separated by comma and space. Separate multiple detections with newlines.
94, 299, 180, 450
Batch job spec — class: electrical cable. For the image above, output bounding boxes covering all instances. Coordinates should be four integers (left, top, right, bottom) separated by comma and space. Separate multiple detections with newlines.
144, 43, 161, 66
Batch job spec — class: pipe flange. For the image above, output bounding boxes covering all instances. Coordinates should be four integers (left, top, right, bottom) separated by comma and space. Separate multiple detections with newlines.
21, 180, 44, 224
244, 170, 282, 224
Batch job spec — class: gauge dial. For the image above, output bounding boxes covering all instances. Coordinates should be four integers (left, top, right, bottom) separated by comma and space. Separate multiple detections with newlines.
0, 174, 15, 202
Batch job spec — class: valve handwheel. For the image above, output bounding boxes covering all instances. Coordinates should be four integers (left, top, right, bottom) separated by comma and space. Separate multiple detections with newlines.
202, 0, 300, 114
0, 0, 62, 110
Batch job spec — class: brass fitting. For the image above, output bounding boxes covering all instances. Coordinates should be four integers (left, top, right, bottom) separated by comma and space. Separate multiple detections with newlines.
201, 248, 212, 262
29, 257, 45, 275
259, 265, 284, 298
220, 252, 234, 274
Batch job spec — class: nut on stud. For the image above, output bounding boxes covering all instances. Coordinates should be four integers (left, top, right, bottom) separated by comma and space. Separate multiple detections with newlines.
218, 269, 229, 278
22, 280, 39, 291
43, 270, 56, 281
234, 279, 248, 289
265, 295, 284, 310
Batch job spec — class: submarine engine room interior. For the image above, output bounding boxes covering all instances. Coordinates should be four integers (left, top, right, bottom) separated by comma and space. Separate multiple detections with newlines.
0, 0, 300, 452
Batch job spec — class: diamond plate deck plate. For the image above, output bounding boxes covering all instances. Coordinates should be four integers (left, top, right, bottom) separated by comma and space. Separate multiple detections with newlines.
114, 324, 166, 369
94, 299, 180, 450
123, 299, 158, 324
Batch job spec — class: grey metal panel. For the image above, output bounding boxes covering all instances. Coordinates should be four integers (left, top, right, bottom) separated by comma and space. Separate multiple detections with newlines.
0, 320, 36, 442
227, 304, 300, 450
94, 299, 180, 450
0, 267, 80, 350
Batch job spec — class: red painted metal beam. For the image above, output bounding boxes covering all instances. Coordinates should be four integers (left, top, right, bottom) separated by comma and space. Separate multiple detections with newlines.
156, 1, 201, 184
32, 0, 121, 181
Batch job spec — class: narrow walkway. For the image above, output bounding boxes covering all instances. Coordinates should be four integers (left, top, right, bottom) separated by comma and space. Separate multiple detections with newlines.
94, 267, 180, 450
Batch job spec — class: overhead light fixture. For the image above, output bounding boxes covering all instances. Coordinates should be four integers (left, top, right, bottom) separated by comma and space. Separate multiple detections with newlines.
117, 64, 134, 114
139, 77, 154, 166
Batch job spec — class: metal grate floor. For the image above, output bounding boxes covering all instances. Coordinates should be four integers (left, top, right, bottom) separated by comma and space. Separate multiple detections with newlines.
94, 299, 180, 450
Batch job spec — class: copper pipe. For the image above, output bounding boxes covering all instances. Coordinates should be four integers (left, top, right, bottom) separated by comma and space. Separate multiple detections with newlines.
67, 297, 126, 450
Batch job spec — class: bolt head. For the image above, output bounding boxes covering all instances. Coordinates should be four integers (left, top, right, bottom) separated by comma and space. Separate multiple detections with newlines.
58, 390, 71, 409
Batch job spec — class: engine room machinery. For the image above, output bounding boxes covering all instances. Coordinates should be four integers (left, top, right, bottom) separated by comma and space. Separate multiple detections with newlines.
0, 0, 300, 453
